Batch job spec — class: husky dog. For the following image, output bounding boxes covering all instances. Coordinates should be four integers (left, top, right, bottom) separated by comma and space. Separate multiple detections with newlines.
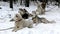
32, 15, 55, 25
18, 8, 33, 19
35, 1, 45, 15
10, 13, 33, 32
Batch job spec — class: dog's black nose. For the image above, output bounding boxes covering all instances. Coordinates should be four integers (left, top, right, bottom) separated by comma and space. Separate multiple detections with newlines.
10, 19, 14, 21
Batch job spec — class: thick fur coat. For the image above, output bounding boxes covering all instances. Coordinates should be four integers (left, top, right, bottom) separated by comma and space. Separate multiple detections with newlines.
11, 13, 33, 32
32, 15, 55, 25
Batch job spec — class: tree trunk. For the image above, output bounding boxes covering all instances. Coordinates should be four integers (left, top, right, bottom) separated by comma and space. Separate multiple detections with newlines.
20, 0, 22, 5
10, 0, 13, 9
13, 0, 18, 4
3, 0, 7, 2
25, 0, 29, 7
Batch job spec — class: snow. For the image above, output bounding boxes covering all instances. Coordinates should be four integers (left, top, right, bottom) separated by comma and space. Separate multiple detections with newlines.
0, 1, 60, 34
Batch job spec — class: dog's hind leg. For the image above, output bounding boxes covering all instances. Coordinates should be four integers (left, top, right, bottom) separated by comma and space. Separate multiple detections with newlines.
28, 25, 33, 28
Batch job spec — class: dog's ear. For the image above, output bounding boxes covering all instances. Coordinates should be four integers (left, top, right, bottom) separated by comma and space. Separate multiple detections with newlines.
16, 14, 19, 17
23, 9, 28, 12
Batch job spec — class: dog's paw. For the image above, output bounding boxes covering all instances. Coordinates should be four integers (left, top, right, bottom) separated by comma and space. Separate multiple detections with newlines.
12, 30, 17, 32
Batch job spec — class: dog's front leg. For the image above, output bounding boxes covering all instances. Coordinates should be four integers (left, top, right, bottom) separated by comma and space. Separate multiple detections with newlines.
12, 25, 23, 32
12, 27, 18, 32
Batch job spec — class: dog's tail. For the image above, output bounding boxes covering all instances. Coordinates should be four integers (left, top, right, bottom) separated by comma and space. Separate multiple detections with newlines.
48, 20, 56, 23
0, 27, 14, 31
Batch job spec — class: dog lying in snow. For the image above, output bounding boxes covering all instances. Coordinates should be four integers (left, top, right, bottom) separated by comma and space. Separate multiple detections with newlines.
18, 8, 33, 19
32, 15, 55, 25
32, 1, 45, 15
10, 13, 33, 32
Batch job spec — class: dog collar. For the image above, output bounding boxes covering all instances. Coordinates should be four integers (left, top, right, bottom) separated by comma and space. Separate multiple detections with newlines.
16, 19, 22, 22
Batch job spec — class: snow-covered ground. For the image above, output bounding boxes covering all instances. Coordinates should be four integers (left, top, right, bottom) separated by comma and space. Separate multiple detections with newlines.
0, 1, 60, 34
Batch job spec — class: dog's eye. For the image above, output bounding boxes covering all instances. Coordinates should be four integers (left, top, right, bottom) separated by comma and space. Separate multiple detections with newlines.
16, 15, 18, 17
